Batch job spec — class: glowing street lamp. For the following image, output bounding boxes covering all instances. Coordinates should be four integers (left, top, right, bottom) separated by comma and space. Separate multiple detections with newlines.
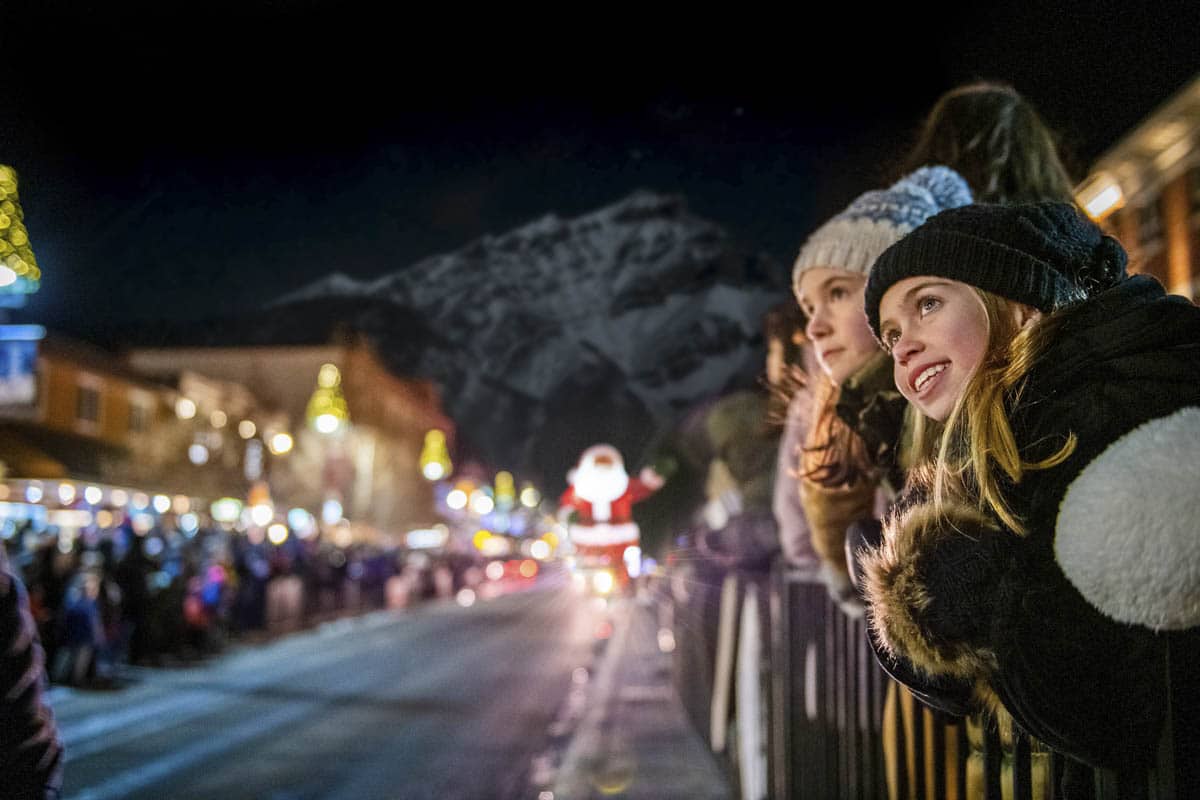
306, 363, 349, 434
419, 429, 452, 481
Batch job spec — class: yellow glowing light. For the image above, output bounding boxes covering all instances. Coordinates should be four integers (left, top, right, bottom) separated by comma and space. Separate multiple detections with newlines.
519, 559, 538, 578
175, 397, 197, 420
110, 489, 129, 507
419, 429, 452, 482
238, 420, 257, 439
307, 363, 349, 433
172, 495, 190, 514
0, 166, 42, 294
540, 531, 559, 550
210, 410, 227, 428
96, 510, 114, 528
268, 432, 294, 455
473, 529, 492, 551
57, 483, 76, 504
333, 523, 353, 549
317, 363, 341, 388
267, 523, 289, 545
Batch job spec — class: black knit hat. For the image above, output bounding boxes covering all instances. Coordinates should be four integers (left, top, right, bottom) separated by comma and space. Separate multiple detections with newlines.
864, 201, 1127, 339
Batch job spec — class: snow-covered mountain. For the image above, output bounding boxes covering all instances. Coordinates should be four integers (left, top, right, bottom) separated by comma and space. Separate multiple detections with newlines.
271, 190, 790, 488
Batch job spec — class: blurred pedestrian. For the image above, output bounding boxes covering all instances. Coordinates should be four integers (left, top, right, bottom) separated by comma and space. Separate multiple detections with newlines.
900, 80, 1075, 205
0, 545, 64, 799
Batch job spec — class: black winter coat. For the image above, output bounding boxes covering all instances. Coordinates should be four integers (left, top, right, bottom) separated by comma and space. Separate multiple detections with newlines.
865, 275, 1200, 771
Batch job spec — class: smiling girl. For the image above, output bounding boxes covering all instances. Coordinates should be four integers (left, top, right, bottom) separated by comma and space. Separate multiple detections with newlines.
861, 201, 1200, 774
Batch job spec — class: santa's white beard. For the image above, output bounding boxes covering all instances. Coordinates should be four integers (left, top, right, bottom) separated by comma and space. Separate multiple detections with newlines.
573, 465, 630, 522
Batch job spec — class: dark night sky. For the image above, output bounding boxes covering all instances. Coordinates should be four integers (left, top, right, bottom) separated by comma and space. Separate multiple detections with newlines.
1, 3, 1197, 340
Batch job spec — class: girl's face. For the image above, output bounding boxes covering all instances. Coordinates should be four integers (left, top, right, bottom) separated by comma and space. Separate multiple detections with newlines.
795, 268, 880, 386
877, 277, 990, 423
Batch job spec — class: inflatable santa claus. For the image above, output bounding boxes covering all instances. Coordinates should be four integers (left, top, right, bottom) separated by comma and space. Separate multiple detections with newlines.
558, 444, 664, 584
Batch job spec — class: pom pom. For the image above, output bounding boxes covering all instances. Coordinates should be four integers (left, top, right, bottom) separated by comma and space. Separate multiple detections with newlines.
1057, 408, 1200, 630
902, 166, 974, 213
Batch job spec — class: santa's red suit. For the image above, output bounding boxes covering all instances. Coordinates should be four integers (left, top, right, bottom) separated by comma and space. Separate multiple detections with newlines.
558, 445, 662, 564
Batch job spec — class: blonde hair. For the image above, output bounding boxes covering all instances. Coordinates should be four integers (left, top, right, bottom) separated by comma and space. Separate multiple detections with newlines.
909, 289, 1075, 533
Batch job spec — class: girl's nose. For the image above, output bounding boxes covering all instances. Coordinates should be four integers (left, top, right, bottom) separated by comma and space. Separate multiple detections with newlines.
805, 306, 830, 340
891, 331, 922, 365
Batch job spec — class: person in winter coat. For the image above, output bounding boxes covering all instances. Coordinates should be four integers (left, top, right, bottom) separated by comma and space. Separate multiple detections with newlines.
0, 547, 65, 799
790, 165, 972, 611
842, 81, 1082, 800
697, 390, 781, 569
862, 201, 1200, 778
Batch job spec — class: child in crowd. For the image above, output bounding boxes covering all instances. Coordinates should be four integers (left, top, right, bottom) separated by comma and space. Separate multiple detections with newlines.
788, 166, 971, 609
862, 202, 1200, 775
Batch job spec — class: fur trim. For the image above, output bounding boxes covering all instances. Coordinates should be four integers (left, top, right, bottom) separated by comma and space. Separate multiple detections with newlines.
861, 501, 1000, 682
1055, 407, 1200, 630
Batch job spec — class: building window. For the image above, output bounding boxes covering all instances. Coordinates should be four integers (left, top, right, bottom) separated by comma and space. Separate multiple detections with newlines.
76, 386, 100, 424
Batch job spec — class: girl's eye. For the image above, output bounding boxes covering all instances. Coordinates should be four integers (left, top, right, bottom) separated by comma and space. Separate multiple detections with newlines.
881, 328, 900, 351
829, 286, 847, 301
918, 296, 941, 315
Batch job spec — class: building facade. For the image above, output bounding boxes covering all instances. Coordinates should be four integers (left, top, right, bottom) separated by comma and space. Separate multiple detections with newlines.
1077, 75, 1200, 300
126, 335, 455, 540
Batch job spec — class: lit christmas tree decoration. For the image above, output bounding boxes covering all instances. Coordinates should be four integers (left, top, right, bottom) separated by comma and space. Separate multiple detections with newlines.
0, 165, 42, 297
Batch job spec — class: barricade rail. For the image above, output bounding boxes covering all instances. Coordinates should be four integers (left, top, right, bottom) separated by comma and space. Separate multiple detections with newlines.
673, 557, 1193, 799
